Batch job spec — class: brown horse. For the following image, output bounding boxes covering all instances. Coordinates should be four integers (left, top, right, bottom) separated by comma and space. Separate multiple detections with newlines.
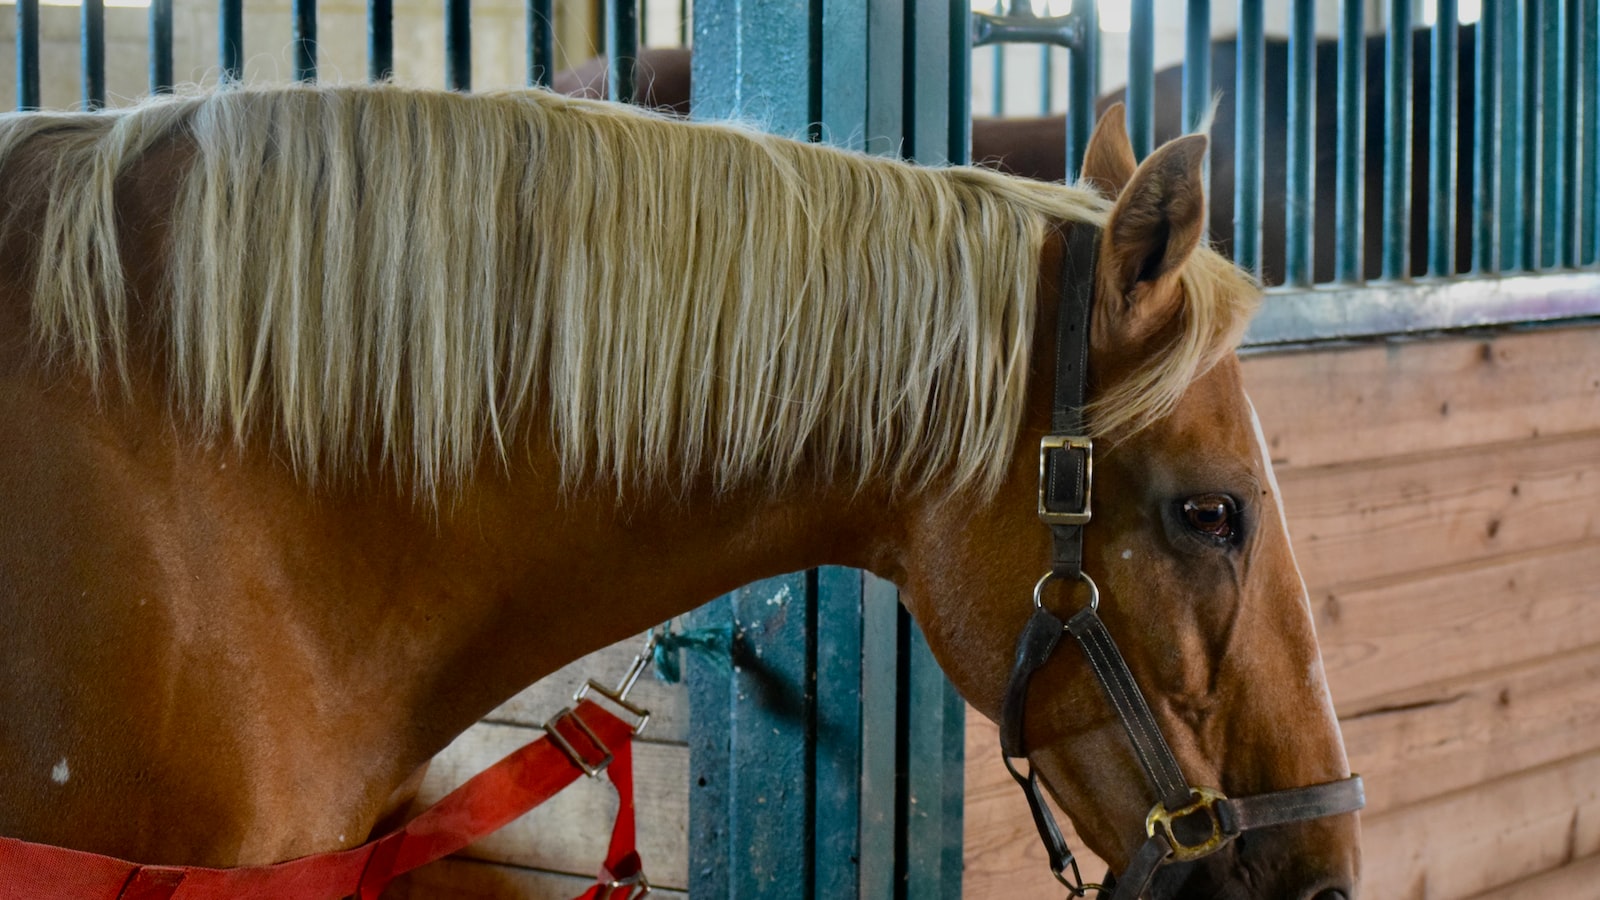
0, 86, 1357, 898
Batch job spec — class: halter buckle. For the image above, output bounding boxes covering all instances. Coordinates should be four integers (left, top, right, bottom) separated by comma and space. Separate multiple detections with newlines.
1038, 434, 1093, 526
1146, 786, 1234, 862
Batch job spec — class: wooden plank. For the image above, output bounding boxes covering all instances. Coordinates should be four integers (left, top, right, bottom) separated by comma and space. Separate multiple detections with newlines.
1242, 324, 1600, 470
1316, 539, 1600, 710
1282, 430, 1600, 591
387, 856, 688, 900
1342, 644, 1600, 817
1362, 750, 1600, 899
961, 712, 1107, 898
417, 722, 688, 889
485, 631, 688, 744
1460, 852, 1600, 900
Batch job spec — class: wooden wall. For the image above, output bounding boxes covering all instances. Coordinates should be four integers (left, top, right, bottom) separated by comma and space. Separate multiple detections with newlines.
964, 323, 1600, 899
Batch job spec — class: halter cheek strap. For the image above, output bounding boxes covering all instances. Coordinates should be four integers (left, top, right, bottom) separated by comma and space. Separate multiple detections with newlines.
999, 222, 1365, 899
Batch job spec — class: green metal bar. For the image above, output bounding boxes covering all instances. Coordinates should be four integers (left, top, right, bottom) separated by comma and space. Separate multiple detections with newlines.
1233, 0, 1263, 275
1039, 46, 1054, 116
1285, 0, 1315, 286
16, 0, 40, 110
293, 0, 318, 82
858, 576, 899, 900
906, 0, 951, 163
1183, 0, 1210, 134
1428, 0, 1458, 276
1562, 0, 1582, 266
220, 0, 244, 83
150, 0, 174, 93
1498, 0, 1527, 270
1334, 0, 1365, 282
1538, 0, 1564, 268
1472, 0, 1499, 272
814, 567, 866, 899
81, 0, 106, 109
821, 0, 869, 150
903, 622, 960, 900
1585, 0, 1599, 266
528, 0, 554, 87
991, 45, 1005, 117
1381, 0, 1414, 280
367, 0, 393, 81
1519, 0, 1539, 268
445, 0, 470, 91
1064, 0, 1097, 180
949, 0, 971, 166
1128, 0, 1154, 159
607, 0, 639, 104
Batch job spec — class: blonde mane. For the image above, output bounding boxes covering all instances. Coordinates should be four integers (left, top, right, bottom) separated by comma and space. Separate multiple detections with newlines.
0, 84, 1253, 498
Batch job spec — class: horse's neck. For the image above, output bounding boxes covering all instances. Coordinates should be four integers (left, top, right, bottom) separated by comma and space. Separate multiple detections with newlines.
0, 372, 892, 864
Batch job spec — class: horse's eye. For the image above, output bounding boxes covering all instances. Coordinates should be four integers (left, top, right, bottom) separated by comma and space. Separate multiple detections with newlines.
1182, 494, 1239, 544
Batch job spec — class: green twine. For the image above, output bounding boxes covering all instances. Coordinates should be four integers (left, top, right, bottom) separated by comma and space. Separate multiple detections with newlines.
649, 622, 733, 684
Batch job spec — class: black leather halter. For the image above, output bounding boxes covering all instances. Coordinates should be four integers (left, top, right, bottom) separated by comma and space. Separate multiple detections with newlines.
998, 223, 1366, 899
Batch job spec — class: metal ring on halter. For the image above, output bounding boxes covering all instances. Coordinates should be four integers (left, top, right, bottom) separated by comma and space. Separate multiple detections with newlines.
1034, 570, 1100, 613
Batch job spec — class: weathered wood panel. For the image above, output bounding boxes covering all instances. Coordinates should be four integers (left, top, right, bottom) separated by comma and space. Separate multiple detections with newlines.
1282, 431, 1600, 591
1244, 326, 1600, 469
1461, 852, 1600, 900
1362, 750, 1600, 899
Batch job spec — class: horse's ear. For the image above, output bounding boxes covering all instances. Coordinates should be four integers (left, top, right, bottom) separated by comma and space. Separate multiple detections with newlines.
1080, 104, 1136, 197
1098, 133, 1208, 342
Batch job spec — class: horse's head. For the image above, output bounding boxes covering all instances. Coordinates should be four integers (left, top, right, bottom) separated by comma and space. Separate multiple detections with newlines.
895, 107, 1360, 899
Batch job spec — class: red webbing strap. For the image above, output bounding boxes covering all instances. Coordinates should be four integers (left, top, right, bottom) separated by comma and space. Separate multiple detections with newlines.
572, 735, 643, 899
0, 699, 636, 900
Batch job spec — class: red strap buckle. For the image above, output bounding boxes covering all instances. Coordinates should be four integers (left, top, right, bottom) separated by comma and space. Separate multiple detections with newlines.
543, 706, 615, 777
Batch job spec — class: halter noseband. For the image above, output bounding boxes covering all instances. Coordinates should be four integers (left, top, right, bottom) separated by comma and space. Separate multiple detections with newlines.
998, 223, 1365, 899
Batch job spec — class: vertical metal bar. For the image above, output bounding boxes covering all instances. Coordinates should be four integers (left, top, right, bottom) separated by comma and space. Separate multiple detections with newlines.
814, 568, 866, 900
1039, 47, 1053, 117
1585, 0, 1599, 266
293, 0, 319, 82
856, 578, 898, 900
150, 0, 175, 93
1183, 0, 1211, 133
445, 0, 471, 91
949, 0, 972, 167
368, 0, 393, 81
1472, 0, 1500, 272
1562, 0, 1582, 266
1128, 0, 1155, 158
1498, 0, 1526, 269
1429, 0, 1458, 276
1285, 0, 1315, 286
1538, 0, 1563, 268
528, 0, 555, 87
1335, 0, 1365, 282
16, 0, 39, 111
1521, 0, 1540, 268
1381, 0, 1414, 280
82, 0, 106, 109
991, 46, 1005, 117
1233, 0, 1263, 275
219, 0, 244, 83
1064, 0, 1098, 180
607, 0, 639, 103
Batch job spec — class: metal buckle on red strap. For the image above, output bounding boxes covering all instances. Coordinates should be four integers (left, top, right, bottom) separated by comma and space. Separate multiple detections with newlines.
597, 871, 652, 899
543, 707, 615, 777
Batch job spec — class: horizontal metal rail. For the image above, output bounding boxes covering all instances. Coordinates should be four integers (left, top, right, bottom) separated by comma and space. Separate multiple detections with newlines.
1248, 274, 1600, 347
